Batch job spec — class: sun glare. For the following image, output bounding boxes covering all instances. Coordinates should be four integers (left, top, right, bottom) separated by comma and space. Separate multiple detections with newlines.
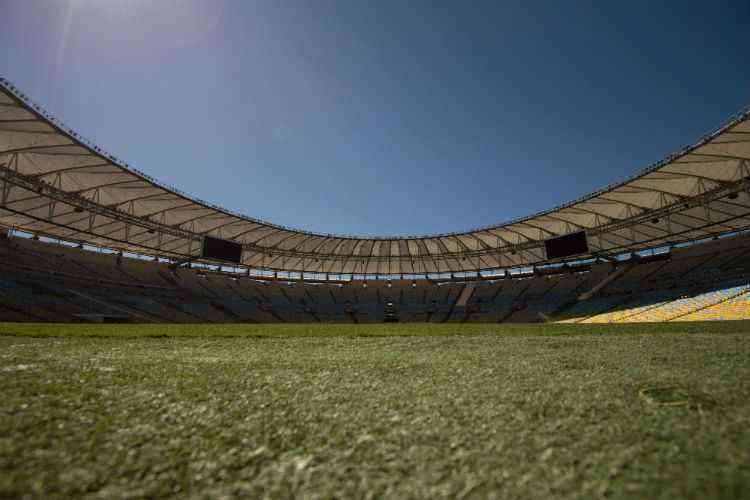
57, 0, 224, 62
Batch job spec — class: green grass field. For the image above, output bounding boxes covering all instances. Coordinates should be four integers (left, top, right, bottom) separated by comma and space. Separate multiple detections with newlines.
1, 321, 749, 498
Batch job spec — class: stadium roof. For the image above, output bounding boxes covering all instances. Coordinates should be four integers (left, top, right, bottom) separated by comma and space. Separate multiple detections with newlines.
1, 77, 750, 275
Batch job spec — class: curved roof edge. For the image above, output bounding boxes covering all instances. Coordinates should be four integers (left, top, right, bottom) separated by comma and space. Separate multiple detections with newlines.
1, 76, 747, 241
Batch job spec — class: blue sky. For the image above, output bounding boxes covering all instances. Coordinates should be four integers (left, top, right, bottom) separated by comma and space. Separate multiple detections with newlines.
1, 0, 748, 237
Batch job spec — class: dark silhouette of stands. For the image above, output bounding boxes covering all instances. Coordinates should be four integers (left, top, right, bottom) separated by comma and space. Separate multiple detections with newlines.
0, 231, 749, 323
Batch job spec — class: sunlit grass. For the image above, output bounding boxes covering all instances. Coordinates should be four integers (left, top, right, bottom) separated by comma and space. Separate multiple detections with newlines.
1, 322, 749, 498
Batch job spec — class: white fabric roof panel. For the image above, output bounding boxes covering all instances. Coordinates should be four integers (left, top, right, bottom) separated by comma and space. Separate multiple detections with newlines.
2, 77, 750, 274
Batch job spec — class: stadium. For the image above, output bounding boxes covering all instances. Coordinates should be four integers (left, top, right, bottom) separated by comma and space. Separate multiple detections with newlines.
2, 2, 750, 498
1, 77, 750, 324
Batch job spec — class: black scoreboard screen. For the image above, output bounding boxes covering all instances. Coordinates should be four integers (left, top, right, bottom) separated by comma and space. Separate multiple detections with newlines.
544, 231, 589, 260
201, 236, 243, 264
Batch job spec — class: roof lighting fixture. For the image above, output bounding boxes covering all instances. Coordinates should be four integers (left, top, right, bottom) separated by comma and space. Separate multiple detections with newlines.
387, 281, 392, 288
362, 281, 368, 288
411, 280, 417, 288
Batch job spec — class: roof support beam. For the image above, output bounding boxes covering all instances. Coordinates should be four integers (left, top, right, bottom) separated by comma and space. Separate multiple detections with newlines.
28, 163, 113, 178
